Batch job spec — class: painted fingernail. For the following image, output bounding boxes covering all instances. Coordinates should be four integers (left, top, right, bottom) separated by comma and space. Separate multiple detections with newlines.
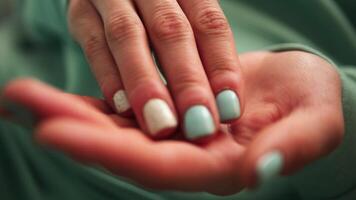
216, 90, 241, 122
184, 105, 215, 140
256, 151, 283, 185
113, 90, 131, 113
143, 99, 177, 136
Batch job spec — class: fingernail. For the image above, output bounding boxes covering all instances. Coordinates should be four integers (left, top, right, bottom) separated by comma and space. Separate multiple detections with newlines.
184, 105, 215, 140
256, 151, 283, 185
113, 90, 131, 113
143, 99, 177, 136
216, 90, 241, 122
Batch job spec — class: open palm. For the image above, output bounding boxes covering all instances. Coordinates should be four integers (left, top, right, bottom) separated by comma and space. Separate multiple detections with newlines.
2, 51, 344, 195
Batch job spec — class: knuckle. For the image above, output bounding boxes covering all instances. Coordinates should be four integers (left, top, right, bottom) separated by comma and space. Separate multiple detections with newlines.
207, 59, 238, 78
82, 34, 106, 63
151, 6, 191, 42
68, 0, 84, 20
106, 13, 143, 44
68, 0, 93, 36
124, 65, 153, 86
194, 7, 230, 36
172, 72, 204, 94
127, 74, 152, 87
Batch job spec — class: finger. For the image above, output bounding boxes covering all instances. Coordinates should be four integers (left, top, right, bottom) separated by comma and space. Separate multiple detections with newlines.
36, 118, 233, 192
1, 94, 134, 129
77, 96, 114, 114
178, 0, 244, 123
2, 78, 114, 128
134, 0, 219, 140
68, 0, 132, 116
238, 109, 344, 188
90, 0, 178, 138
75, 96, 137, 128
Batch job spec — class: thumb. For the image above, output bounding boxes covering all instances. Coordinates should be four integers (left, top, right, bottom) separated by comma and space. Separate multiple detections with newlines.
239, 108, 344, 188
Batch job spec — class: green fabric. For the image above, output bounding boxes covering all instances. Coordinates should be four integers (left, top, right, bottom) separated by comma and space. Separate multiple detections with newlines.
22, 0, 68, 42
1, 0, 356, 199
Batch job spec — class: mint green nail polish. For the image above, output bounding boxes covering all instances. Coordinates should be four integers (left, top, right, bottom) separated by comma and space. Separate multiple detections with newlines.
184, 105, 215, 140
216, 90, 241, 122
257, 151, 283, 185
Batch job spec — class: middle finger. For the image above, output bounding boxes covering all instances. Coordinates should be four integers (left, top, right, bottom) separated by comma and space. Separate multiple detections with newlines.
135, 0, 220, 140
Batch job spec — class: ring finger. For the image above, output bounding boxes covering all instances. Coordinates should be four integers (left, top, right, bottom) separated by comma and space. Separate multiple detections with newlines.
134, 0, 220, 140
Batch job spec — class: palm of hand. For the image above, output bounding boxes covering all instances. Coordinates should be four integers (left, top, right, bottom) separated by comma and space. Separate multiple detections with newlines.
3, 51, 343, 195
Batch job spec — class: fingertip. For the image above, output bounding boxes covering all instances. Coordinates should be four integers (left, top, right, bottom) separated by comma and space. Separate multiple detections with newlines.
99, 78, 135, 117
239, 150, 284, 189
143, 98, 178, 138
35, 118, 117, 165
111, 89, 135, 118
112, 89, 132, 114
210, 72, 244, 123
216, 89, 241, 123
129, 82, 178, 138
184, 105, 217, 141
35, 118, 111, 152
3, 78, 41, 97
255, 151, 284, 187
35, 118, 80, 139
172, 85, 219, 141
35, 118, 66, 146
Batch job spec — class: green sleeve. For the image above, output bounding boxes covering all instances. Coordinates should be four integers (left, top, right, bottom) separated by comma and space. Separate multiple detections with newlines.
296, 67, 356, 199
265, 44, 356, 199
21, 0, 68, 42
292, 67, 356, 199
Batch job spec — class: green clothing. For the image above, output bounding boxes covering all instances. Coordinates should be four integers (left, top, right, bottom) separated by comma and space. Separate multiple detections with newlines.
1, 0, 356, 199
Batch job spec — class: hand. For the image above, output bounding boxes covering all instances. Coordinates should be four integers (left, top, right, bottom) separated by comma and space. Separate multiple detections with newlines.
67, 0, 243, 140
1, 51, 344, 195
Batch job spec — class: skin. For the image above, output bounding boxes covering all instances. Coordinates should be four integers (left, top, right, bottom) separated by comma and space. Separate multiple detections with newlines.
1, 51, 344, 195
67, 0, 244, 138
